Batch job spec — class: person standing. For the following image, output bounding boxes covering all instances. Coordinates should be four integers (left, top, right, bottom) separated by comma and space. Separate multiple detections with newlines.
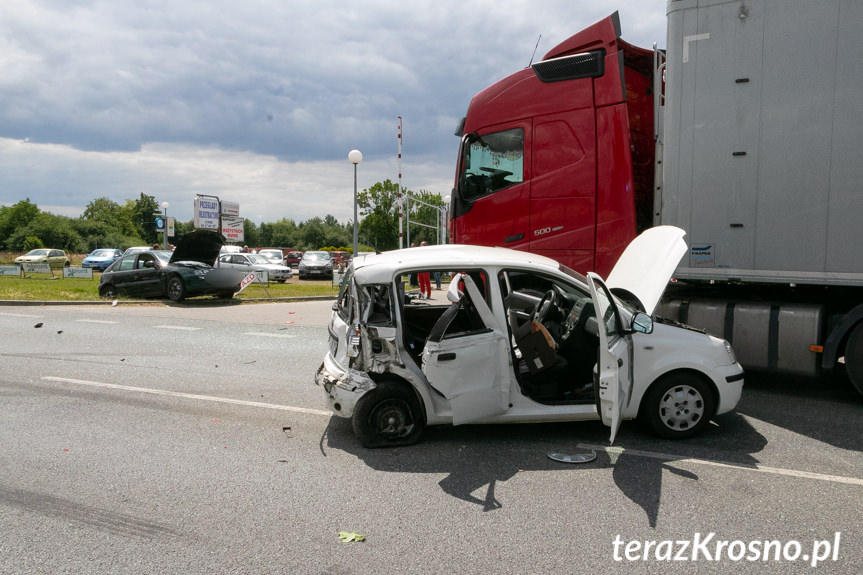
418, 241, 431, 299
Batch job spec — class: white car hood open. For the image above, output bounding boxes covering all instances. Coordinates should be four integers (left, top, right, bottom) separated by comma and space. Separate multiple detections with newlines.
604, 226, 687, 315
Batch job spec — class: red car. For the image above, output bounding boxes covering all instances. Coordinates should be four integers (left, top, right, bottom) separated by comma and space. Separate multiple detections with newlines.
283, 251, 303, 267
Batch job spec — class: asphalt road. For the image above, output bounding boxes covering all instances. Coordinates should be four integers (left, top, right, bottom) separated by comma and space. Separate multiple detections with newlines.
1, 301, 862, 574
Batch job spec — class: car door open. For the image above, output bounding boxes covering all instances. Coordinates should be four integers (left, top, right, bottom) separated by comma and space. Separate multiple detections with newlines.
420, 274, 511, 425
587, 272, 632, 444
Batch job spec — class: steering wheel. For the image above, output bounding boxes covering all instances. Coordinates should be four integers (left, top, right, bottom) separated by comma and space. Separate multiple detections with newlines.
530, 289, 558, 325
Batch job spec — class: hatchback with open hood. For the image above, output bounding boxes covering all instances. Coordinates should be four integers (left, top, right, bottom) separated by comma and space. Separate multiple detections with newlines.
315, 226, 744, 448
99, 231, 246, 301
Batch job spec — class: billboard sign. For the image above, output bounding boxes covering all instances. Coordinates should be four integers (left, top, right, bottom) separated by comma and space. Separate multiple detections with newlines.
221, 215, 244, 242
63, 267, 93, 279
194, 198, 220, 230
221, 201, 240, 216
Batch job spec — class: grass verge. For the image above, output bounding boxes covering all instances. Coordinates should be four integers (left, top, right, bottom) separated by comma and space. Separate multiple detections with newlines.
0, 275, 339, 302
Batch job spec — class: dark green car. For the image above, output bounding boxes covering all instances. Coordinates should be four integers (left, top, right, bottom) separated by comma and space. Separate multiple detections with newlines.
98, 231, 245, 301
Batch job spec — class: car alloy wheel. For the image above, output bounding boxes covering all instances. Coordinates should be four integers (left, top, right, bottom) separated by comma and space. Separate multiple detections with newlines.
166, 276, 186, 301
100, 284, 118, 299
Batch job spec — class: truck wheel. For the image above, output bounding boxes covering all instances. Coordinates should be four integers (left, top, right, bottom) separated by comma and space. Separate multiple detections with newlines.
640, 373, 715, 439
352, 380, 425, 448
844, 323, 863, 395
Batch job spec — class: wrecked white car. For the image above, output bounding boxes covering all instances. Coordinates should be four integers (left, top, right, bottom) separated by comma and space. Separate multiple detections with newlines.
316, 227, 744, 448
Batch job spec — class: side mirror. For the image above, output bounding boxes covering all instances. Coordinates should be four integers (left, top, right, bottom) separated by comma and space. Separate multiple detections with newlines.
143, 261, 156, 269
631, 312, 653, 334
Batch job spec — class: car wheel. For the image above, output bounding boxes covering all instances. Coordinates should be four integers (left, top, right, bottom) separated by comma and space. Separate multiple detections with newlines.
640, 373, 715, 439
166, 275, 186, 301
99, 284, 118, 299
352, 380, 426, 448
64, 261, 70, 267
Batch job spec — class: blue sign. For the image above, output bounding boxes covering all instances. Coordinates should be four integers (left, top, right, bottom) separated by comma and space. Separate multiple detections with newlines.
155, 216, 165, 231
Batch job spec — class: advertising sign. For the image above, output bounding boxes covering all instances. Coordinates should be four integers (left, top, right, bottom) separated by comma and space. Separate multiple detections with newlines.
22, 263, 52, 274
194, 198, 220, 230
167, 217, 175, 238
221, 201, 240, 216
234, 271, 268, 295
221, 215, 245, 242
0, 265, 21, 277
63, 267, 93, 279
155, 216, 165, 231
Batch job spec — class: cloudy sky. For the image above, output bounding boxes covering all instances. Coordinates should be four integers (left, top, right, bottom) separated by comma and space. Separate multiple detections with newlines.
0, 1, 667, 224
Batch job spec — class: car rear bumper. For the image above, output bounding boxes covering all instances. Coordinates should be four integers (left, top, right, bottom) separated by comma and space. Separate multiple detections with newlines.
315, 355, 375, 419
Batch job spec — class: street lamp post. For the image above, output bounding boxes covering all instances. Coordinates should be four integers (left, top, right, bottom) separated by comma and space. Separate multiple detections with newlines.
348, 149, 362, 258
161, 202, 170, 250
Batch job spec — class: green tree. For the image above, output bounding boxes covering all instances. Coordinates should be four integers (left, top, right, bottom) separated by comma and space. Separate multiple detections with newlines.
266, 218, 300, 247
0, 198, 40, 244
82, 197, 139, 238
6, 212, 86, 253
357, 179, 400, 251
299, 217, 326, 250
405, 189, 446, 245
243, 218, 260, 247
128, 193, 160, 244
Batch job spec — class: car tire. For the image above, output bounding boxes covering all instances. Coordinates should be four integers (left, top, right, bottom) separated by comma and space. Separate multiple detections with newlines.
639, 372, 715, 439
352, 379, 426, 448
99, 284, 118, 299
166, 275, 186, 302
64, 261, 70, 267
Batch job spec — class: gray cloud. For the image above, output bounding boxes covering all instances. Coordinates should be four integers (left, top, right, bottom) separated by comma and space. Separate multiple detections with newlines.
0, 0, 666, 222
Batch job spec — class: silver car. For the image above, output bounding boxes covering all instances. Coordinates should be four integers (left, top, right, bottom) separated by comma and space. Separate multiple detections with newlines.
217, 253, 292, 282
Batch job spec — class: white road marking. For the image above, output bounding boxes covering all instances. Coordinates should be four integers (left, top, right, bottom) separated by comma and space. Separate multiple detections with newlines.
41, 376, 331, 416
75, 319, 118, 324
0, 312, 44, 318
154, 325, 202, 331
578, 443, 863, 487
243, 332, 297, 339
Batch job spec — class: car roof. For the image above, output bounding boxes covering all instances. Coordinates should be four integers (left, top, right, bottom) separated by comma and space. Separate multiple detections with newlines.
352, 244, 561, 285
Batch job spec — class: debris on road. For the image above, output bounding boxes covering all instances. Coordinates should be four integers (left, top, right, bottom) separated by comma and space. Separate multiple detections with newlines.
338, 531, 366, 543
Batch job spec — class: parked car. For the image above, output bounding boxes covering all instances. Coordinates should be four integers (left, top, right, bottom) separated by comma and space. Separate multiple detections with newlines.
256, 249, 285, 264
14, 248, 70, 268
298, 251, 333, 279
81, 248, 123, 271
283, 251, 303, 267
217, 253, 292, 282
99, 231, 245, 301
315, 227, 744, 448
123, 246, 152, 256
329, 250, 352, 268
219, 245, 242, 255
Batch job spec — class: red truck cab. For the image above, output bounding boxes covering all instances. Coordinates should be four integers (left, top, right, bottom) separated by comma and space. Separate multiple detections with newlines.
450, 12, 655, 277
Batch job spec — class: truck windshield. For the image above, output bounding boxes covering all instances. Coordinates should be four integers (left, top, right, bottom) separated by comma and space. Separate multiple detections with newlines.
458, 128, 524, 202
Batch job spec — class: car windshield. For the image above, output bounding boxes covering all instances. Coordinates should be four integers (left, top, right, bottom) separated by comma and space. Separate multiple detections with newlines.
90, 250, 115, 257
559, 263, 637, 317
153, 251, 171, 263
304, 252, 330, 261
25, 249, 50, 256
259, 251, 282, 261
